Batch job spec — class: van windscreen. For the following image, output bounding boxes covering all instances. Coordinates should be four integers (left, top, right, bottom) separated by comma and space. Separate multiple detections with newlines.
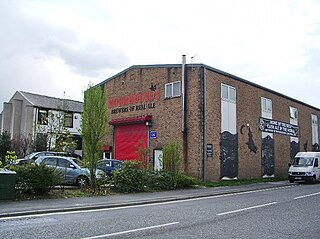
292, 157, 314, 167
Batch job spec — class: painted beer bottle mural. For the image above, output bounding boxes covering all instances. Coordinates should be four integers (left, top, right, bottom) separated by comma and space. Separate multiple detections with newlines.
220, 84, 238, 179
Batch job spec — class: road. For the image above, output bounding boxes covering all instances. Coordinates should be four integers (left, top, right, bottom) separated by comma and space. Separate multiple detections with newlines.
1, 183, 320, 239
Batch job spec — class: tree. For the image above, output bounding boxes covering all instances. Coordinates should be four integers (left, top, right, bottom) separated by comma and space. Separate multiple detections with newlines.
162, 141, 181, 174
33, 132, 48, 152
81, 85, 109, 191
11, 133, 33, 157
0, 131, 12, 166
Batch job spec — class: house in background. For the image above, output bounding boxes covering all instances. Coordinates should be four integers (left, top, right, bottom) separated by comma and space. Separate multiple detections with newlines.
0, 91, 83, 155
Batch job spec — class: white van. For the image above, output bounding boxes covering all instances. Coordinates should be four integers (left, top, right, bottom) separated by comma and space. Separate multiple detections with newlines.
288, 152, 320, 183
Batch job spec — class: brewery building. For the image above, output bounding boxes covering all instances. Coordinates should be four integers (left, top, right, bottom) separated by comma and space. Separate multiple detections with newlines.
97, 56, 319, 181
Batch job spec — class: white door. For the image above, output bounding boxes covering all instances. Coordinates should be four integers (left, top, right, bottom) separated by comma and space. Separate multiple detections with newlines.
154, 149, 163, 171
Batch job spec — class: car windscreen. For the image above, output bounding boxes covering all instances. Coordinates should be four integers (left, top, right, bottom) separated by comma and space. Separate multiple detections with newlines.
24, 152, 38, 160
72, 158, 84, 167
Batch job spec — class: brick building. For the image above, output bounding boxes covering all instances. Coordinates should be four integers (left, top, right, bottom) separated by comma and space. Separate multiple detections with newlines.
97, 57, 320, 181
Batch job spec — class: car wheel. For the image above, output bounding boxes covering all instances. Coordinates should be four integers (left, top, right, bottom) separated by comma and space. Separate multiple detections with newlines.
77, 175, 89, 187
311, 176, 316, 184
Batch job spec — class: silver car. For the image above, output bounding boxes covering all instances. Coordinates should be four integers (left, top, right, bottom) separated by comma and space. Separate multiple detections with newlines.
35, 156, 102, 187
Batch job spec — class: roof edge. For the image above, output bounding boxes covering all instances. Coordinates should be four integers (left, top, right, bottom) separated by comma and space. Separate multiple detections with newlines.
18, 91, 34, 106
97, 64, 319, 111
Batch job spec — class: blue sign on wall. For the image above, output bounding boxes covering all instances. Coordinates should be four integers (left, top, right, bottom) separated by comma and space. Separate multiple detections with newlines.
150, 131, 157, 139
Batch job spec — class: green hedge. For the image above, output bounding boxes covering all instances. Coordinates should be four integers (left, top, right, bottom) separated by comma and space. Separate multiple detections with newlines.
9, 164, 63, 195
113, 162, 198, 193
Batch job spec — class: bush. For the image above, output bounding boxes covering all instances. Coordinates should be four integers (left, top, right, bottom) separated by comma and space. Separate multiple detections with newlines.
145, 171, 176, 191
113, 162, 147, 193
173, 172, 199, 188
162, 141, 181, 173
112, 160, 198, 192
9, 164, 63, 195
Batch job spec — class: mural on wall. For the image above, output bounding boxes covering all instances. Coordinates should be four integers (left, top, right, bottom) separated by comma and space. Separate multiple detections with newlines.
220, 84, 237, 179
290, 141, 300, 162
261, 135, 275, 176
220, 132, 238, 179
149, 83, 157, 91
241, 124, 258, 153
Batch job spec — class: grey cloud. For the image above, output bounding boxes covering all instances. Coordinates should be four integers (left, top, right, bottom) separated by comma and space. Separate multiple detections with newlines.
0, 0, 129, 77
41, 38, 129, 77
0, 0, 129, 111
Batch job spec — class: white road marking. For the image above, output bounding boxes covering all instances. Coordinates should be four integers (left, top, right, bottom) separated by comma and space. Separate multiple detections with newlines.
81, 222, 179, 239
217, 202, 278, 216
294, 192, 320, 200
0, 186, 294, 221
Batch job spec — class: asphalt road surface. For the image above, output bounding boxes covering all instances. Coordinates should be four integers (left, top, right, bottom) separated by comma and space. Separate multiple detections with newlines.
1, 183, 320, 239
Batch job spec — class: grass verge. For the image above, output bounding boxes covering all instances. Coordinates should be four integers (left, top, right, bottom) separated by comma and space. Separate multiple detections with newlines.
202, 177, 287, 187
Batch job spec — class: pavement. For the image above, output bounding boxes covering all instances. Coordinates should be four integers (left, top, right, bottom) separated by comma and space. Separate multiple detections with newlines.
0, 180, 293, 218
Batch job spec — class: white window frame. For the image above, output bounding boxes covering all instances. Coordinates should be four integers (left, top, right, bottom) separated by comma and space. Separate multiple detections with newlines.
221, 84, 236, 103
312, 114, 319, 145
221, 83, 237, 134
165, 81, 181, 98
290, 107, 298, 120
312, 114, 318, 125
261, 97, 272, 115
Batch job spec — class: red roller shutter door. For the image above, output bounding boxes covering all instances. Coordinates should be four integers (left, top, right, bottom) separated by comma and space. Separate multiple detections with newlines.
115, 124, 148, 160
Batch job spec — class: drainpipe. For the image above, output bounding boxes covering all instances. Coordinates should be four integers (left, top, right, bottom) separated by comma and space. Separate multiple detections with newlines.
181, 55, 186, 132
181, 55, 188, 173
202, 67, 207, 181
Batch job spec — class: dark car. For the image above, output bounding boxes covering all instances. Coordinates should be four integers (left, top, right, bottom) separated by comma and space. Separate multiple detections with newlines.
16, 151, 82, 165
97, 159, 123, 177
35, 156, 102, 187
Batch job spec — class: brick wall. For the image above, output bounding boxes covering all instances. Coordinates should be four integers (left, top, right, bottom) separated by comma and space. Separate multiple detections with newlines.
204, 67, 320, 180
101, 64, 320, 181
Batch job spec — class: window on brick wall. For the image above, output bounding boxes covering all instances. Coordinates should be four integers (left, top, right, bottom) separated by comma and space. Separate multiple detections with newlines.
221, 84, 236, 103
165, 81, 181, 98
261, 97, 272, 118
221, 84, 237, 133
312, 114, 319, 146
290, 107, 298, 120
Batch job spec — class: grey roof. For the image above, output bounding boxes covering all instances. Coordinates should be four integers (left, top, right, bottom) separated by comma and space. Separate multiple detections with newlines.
19, 91, 83, 113
97, 64, 319, 111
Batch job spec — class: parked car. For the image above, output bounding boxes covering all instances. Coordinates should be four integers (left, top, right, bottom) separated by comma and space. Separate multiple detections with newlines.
16, 151, 82, 165
35, 156, 102, 187
97, 159, 123, 177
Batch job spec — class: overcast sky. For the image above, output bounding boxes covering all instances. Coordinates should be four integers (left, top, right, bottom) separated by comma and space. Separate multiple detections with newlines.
1, 0, 320, 112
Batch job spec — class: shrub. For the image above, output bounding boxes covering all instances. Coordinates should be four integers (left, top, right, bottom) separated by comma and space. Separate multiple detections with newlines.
10, 164, 63, 195
113, 161, 147, 193
162, 141, 181, 173
145, 171, 176, 191
173, 172, 199, 188
0, 131, 11, 166
112, 159, 198, 192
